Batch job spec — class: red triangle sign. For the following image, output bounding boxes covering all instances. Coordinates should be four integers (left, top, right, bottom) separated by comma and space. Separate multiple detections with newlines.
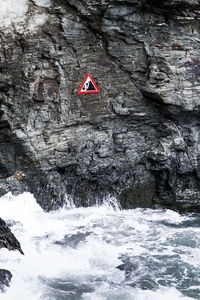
78, 74, 100, 94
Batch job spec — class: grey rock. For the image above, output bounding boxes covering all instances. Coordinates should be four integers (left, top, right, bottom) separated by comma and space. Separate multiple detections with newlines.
0, 218, 24, 255
0, 269, 12, 293
0, 0, 200, 211
173, 137, 186, 151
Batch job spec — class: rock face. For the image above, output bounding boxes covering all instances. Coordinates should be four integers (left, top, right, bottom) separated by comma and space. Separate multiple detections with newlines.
1, 0, 200, 211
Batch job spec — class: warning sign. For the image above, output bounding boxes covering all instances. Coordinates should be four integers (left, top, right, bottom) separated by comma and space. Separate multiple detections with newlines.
78, 74, 100, 94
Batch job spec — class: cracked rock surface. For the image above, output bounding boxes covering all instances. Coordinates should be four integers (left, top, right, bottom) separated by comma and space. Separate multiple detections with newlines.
1, 0, 200, 211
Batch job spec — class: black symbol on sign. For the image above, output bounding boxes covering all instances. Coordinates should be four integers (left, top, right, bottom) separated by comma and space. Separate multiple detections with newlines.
83, 80, 96, 91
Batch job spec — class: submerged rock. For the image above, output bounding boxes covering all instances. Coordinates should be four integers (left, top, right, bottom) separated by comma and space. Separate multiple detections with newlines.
0, 0, 200, 211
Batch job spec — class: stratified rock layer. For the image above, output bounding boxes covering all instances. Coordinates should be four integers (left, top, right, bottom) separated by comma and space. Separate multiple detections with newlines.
1, 0, 200, 211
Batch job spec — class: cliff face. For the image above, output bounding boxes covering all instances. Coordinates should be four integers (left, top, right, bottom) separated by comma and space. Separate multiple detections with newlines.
1, 0, 200, 211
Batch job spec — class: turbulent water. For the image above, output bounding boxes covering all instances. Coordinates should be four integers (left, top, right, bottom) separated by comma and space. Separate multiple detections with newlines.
0, 193, 200, 299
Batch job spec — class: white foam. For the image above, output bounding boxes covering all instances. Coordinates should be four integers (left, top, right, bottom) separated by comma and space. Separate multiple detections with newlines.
102, 195, 122, 211
0, 192, 198, 299
83, 286, 192, 300
0, 193, 124, 298
64, 194, 76, 210
133, 287, 192, 300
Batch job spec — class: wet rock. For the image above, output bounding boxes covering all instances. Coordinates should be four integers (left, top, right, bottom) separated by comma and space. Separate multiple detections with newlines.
0, 218, 24, 255
0, 270, 12, 293
0, 0, 200, 211
0, 217, 23, 292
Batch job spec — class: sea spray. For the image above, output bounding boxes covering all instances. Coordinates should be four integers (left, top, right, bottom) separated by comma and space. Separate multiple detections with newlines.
0, 192, 199, 299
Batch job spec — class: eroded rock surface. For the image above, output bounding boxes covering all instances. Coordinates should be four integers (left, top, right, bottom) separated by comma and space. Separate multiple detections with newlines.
1, 0, 200, 211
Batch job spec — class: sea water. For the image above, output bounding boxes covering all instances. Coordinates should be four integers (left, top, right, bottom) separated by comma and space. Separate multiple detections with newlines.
0, 192, 200, 299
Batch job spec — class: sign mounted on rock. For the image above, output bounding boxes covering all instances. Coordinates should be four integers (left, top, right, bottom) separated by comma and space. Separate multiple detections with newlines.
78, 74, 100, 94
